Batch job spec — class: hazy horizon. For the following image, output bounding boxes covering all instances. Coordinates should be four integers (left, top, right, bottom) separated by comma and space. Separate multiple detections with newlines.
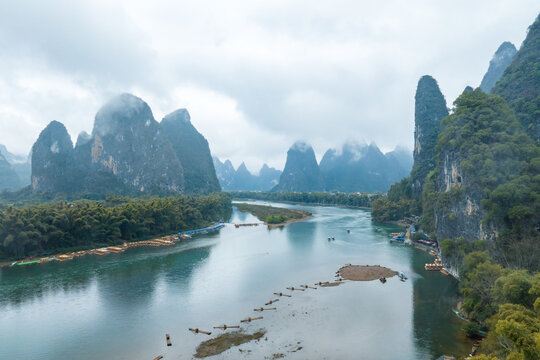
0, 1, 538, 170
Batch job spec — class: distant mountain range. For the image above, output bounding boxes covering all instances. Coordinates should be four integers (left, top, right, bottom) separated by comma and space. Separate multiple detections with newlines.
214, 141, 413, 193
0, 144, 30, 192
213, 157, 282, 191
271, 141, 412, 193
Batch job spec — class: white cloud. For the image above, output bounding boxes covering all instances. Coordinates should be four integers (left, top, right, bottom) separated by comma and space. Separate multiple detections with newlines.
0, 0, 537, 168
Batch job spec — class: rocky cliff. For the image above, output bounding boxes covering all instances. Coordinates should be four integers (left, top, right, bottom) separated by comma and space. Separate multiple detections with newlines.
88, 94, 184, 194
30, 94, 219, 196
274, 141, 324, 192
432, 89, 533, 246
161, 109, 220, 194
410, 75, 448, 195
479, 41, 517, 93
492, 15, 540, 141
31, 121, 76, 193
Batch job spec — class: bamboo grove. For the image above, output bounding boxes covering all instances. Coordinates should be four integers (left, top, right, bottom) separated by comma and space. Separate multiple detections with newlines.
0, 193, 232, 259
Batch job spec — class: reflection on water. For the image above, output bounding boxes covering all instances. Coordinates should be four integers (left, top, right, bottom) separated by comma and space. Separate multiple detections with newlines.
0, 202, 470, 359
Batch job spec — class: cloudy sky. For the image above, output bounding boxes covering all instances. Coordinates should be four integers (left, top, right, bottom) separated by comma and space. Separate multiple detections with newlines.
0, 1, 537, 172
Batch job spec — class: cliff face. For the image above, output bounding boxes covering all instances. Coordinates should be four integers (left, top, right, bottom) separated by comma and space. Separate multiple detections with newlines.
161, 109, 220, 194
432, 89, 529, 250
433, 151, 496, 243
410, 75, 448, 195
31, 121, 75, 193
480, 41, 517, 93
492, 15, 540, 141
30, 93, 219, 196
89, 94, 184, 194
274, 141, 324, 192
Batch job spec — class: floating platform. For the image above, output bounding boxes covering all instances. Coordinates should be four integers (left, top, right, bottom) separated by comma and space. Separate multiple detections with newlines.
180, 222, 225, 237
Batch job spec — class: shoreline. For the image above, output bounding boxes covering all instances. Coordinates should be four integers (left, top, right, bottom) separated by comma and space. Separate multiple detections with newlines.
232, 198, 371, 210
265, 214, 312, 228
1, 223, 224, 269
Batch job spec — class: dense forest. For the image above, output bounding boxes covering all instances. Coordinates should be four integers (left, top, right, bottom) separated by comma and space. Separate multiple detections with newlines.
0, 193, 232, 259
461, 251, 539, 359
230, 191, 378, 208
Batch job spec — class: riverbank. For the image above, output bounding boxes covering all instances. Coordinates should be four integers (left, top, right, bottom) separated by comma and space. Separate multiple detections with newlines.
2, 223, 225, 269
266, 214, 312, 228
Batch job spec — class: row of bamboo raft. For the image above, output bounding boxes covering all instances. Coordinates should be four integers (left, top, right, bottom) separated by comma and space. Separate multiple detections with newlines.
156, 280, 343, 358
12, 236, 179, 266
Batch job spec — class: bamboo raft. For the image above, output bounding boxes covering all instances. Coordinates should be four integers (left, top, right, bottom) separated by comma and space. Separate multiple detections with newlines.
165, 334, 171, 346
234, 223, 259, 228
286, 287, 305, 291
273, 292, 292, 297
265, 299, 279, 305
254, 307, 276, 312
425, 258, 443, 271
240, 316, 263, 323
213, 325, 240, 330
189, 328, 212, 335
300, 285, 317, 289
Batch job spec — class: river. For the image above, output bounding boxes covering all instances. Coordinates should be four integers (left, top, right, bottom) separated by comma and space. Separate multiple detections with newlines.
0, 201, 471, 359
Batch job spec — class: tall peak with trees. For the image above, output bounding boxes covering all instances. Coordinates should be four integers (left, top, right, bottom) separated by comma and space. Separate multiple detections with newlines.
161, 109, 221, 194
492, 14, 540, 141
274, 141, 324, 192
479, 41, 517, 93
410, 75, 448, 195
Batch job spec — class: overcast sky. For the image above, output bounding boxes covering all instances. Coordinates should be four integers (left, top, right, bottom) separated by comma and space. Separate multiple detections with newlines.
0, 1, 537, 173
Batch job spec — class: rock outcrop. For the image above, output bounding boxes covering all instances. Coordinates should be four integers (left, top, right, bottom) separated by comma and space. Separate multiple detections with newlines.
274, 141, 324, 192
88, 94, 184, 194
30, 93, 219, 196
31, 121, 76, 193
161, 109, 220, 194
410, 75, 448, 195
479, 41, 517, 93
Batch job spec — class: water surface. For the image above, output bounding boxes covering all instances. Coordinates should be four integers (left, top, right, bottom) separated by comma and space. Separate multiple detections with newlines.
0, 202, 471, 359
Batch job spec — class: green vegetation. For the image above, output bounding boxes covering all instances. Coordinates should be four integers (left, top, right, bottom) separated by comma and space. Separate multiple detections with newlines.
234, 203, 311, 225
410, 75, 449, 190
371, 177, 419, 222
436, 89, 539, 270
0, 193, 232, 259
492, 15, 540, 141
460, 252, 540, 360
230, 191, 377, 208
